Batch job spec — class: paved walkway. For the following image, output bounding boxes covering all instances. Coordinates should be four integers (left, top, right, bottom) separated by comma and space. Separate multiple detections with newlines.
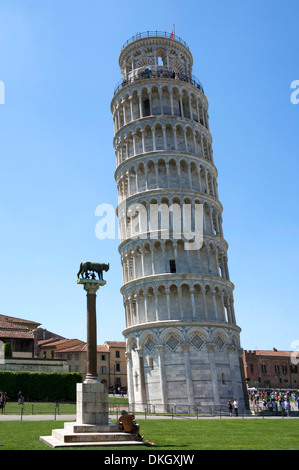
0, 413, 298, 421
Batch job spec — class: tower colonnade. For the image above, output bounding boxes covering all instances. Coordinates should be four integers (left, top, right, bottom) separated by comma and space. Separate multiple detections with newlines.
116, 155, 218, 202
111, 32, 247, 413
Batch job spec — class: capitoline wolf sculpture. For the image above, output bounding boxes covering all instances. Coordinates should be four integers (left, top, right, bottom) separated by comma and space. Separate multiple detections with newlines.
77, 261, 109, 281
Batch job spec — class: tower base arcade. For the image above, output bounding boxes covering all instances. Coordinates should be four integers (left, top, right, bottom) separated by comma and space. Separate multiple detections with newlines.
125, 320, 246, 413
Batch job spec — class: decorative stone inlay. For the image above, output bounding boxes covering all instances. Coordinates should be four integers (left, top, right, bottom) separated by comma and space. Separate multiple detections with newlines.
144, 335, 156, 352
165, 334, 180, 351
214, 335, 225, 351
190, 333, 204, 350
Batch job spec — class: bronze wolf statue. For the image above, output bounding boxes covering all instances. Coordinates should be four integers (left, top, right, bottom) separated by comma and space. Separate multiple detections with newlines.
77, 261, 109, 280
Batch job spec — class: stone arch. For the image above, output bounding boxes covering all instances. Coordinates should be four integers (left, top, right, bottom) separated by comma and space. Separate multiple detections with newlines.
211, 329, 228, 351
176, 124, 185, 152
160, 327, 184, 352
181, 282, 193, 318
157, 157, 167, 187
162, 85, 171, 115
139, 330, 158, 352
137, 56, 154, 69
168, 158, 178, 187
187, 328, 207, 351
127, 335, 137, 352
144, 124, 153, 152
154, 122, 164, 150
186, 125, 194, 153
169, 283, 180, 320
165, 123, 175, 150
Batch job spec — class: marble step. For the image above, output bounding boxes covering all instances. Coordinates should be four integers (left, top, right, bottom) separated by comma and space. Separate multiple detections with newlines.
52, 428, 137, 443
64, 422, 120, 433
40, 434, 145, 448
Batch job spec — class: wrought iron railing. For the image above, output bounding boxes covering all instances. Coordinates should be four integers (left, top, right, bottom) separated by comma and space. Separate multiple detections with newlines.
114, 66, 204, 95
121, 31, 190, 50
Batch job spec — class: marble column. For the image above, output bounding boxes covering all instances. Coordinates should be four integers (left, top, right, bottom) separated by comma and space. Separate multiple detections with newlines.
207, 343, 220, 411
181, 343, 195, 410
156, 345, 168, 413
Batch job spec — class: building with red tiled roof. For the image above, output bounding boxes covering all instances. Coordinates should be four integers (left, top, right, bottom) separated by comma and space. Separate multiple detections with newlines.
0, 314, 41, 358
105, 341, 127, 390
37, 337, 85, 360
243, 349, 299, 389
47, 340, 127, 388
56, 343, 110, 383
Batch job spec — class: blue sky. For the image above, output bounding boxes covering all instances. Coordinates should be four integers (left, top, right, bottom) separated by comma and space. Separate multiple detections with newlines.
0, 0, 298, 351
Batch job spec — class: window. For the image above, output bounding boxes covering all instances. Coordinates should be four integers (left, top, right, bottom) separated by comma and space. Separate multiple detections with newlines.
282, 365, 288, 374
169, 259, 176, 273
250, 364, 254, 374
291, 365, 298, 373
143, 99, 150, 116
115, 363, 120, 372
100, 366, 107, 374
261, 364, 267, 373
101, 354, 106, 361
274, 365, 280, 374
148, 356, 154, 370
115, 350, 120, 358
67, 354, 72, 361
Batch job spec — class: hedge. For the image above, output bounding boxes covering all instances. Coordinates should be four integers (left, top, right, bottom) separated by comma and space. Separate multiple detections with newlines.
0, 371, 82, 401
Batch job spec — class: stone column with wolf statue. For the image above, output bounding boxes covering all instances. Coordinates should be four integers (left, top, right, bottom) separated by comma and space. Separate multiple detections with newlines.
76, 261, 109, 424
40, 260, 148, 446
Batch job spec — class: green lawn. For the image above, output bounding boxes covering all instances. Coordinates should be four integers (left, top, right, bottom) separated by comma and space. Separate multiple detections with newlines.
3, 396, 128, 415
0, 418, 298, 450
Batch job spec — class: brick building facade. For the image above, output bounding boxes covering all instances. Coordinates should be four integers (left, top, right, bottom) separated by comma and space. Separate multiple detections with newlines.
243, 349, 299, 389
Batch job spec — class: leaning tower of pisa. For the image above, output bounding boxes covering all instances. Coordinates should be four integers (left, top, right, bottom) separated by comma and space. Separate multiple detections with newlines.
111, 31, 247, 413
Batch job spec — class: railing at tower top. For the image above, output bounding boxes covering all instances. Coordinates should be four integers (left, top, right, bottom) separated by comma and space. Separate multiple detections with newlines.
121, 31, 190, 51
113, 66, 205, 96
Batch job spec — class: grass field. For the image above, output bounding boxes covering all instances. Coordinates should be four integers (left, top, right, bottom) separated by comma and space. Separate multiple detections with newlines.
3, 397, 128, 415
0, 418, 298, 450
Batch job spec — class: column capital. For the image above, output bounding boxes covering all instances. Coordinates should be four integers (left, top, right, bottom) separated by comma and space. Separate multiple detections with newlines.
125, 351, 132, 361
206, 343, 215, 353
77, 278, 106, 295
155, 345, 164, 355
181, 343, 190, 353
136, 347, 144, 357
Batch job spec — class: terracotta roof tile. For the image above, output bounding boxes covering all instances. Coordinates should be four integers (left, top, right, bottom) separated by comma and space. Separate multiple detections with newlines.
38, 336, 67, 346
0, 329, 33, 339
56, 343, 109, 353
105, 341, 125, 348
0, 314, 40, 328
254, 350, 293, 357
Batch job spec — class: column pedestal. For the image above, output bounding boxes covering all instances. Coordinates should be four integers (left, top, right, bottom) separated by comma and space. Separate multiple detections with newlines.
76, 382, 108, 425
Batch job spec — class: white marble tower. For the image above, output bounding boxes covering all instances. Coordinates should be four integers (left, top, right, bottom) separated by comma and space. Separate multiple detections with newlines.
111, 31, 247, 413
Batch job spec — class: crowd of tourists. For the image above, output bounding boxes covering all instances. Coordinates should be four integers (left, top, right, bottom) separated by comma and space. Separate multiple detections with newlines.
248, 389, 299, 415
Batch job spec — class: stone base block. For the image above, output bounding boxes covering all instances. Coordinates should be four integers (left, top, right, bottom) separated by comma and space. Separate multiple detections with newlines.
76, 381, 108, 425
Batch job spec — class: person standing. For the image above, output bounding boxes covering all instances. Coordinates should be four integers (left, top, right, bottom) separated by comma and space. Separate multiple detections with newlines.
233, 398, 239, 417
0, 392, 5, 415
227, 400, 233, 417
285, 398, 290, 417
